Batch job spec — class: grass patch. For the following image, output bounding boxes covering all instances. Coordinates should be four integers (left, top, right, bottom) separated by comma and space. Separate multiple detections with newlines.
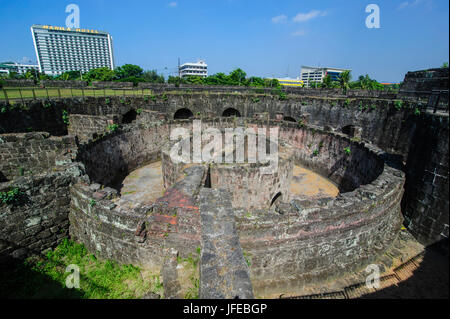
0, 239, 159, 299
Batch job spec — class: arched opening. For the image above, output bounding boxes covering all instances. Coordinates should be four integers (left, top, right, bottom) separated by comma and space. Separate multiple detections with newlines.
270, 192, 283, 207
341, 125, 353, 136
174, 108, 194, 120
283, 116, 297, 122
222, 108, 241, 117
122, 109, 138, 124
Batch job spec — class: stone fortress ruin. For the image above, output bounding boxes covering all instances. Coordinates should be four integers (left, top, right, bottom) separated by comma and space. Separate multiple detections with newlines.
0, 68, 448, 298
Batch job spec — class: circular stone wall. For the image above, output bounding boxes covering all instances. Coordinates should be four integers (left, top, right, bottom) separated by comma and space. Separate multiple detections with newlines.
70, 117, 404, 296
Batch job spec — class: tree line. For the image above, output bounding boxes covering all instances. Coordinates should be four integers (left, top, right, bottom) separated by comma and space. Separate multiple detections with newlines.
7, 62, 445, 91
2, 64, 279, 88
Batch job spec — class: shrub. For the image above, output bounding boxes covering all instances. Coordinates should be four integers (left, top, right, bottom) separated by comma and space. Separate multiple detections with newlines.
62, 110, 69, 125
394, 100, 404, 110
107, 124, 119, 132
43, 101, 52, 109
343, 99, 350, 108
0, 187, 22, 205
344, 147, 351, 155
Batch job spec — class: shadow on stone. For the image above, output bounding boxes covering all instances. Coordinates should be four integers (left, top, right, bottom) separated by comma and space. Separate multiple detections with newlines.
360, 239, 449, 299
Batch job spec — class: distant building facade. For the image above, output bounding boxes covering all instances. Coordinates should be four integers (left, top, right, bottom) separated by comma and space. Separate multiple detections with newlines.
275, 78, 304, 87
31, 24, 115, 76
179, 60, 208, 78
0, 62, 39, 75
301, 66, 350, 87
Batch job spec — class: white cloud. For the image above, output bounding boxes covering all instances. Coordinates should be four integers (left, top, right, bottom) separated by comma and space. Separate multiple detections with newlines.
168, 2, 177, 8
398, 1, 410, 9
271, 14, 287, 24
292, 10, 327, 22
398, 0, 429, 10
291, 30, 306, 37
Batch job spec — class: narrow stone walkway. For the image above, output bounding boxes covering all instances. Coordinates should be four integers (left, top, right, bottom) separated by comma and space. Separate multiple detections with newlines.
199, 188, 254, 299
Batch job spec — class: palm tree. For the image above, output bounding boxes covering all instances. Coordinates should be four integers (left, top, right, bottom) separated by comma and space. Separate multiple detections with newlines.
321, 74, 332, 88
339, 70, 351, 94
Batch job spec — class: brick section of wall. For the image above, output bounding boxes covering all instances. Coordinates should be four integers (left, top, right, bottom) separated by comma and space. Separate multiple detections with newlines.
0, 163, 86, 262
0, 132, 75, 181
402, 113, 449, 245
199, 188, 254, 299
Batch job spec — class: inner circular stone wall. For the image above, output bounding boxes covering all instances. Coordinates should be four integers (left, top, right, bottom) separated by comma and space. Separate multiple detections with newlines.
161, 131, 295, 210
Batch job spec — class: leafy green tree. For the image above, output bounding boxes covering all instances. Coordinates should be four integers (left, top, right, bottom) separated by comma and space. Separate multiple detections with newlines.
7, 71, 20, 79
310, 81, 319, 88
168, 76, 185, 87
352, 74, 383, 90
115, 64, 144, 79
38, 72, 53, 81
84, 67, 117, 82
321, 74, 333, 88
264, 78, 280, 88
184, 75, 204, 85
442, 62, 449, 68
338, 70, 352, 93
142, 70, 165, 83
56, 71, 82, 81
229, 68, 247, 85
247, 76, 265, 87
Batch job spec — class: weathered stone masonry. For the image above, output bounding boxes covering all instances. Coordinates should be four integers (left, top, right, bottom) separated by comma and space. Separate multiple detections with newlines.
0, 68, 448, 298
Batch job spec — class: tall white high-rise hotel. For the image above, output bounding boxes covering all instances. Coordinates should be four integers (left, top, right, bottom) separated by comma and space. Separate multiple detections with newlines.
31, 25, 115, 76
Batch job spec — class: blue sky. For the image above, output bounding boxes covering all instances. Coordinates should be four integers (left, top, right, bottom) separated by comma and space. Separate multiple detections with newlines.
0, 0, 448, 82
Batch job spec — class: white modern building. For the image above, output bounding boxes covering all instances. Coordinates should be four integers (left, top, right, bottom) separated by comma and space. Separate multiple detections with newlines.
31, 24, 115, 76
300, 66, 351, 87
0, 62, 39, 75
179, 60, 208, 78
